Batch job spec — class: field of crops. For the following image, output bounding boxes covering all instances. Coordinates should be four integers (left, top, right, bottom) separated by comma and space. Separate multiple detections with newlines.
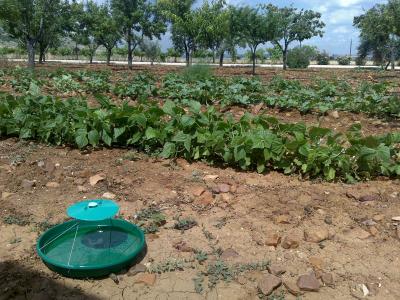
1, 64, 400, 299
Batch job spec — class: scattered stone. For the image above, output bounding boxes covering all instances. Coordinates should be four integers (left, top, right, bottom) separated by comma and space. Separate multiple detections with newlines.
361, 219, 377, 226
304, 227, 329, 243
257, 274, 282, 296
373, 214, 385, 222
297, 273, 321, 292
128, 264, 147, 276
21, 179, 36, 190
391, 216, 400, 222
324, 215, 333, 225
45, 162, 55, 175
135, 273, 156, 286
358, 194, 379, 202
195, 190, 214, 206
349, 227, 371, 240
268, 264, 286, 276
220, 193, 233, 202
284, 280, 303, 296
37, 161, 45, 168
189, 186, 205, 197
396, 226, 400, 240
217, 183, 230, 193
369, 226, 379, 236
252, 102, 264, 115
1, 192, 14, 199
203, 174, 219, 181
77, 185, 88, 192
275, 215, 290, 224
366, 282, 380, 296
360, 284, 369, 297
45, 182, 60, 188
89, 174, 105, 186
221, 248, 239, 261
265, 232, 281, 247
321, 273, 334, 287
329, 110, 339, 119
309, 256, 324, 270
173, 240, 193, 252
109, 273, 119, 284
102, 192, 116, 199
281, 236, 299, 249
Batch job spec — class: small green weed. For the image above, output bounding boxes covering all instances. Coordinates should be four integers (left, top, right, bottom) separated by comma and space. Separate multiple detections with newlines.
173, 218, 197, 231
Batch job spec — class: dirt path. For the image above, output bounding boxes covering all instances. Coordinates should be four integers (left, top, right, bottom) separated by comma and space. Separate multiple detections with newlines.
1, 138, 400, 299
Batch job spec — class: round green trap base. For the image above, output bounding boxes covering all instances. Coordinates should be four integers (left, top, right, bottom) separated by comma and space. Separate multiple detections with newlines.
37, 219, 145, 278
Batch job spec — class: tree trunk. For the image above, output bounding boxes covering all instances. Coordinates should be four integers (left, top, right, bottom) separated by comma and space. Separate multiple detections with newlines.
106, 49, 112, 65
151, 60, 154, 66
75, 42, 79, 60
212, 50, 215, 64
219, 51, 224, 67
27, 39, 35, 69
185, 50, 190, 66
283, 46, 288, 70
174, 56, 177, 63
391, 46, 396, 70
127, 35, 133, 70
252, 49, 256, 75
90, 55, 93, 64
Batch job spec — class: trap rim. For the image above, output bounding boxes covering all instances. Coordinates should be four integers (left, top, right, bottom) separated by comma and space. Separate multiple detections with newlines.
36, 219, 145, 278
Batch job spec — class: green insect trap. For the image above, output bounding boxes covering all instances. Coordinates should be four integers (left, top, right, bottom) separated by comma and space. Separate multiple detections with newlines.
37, 200, 145, 278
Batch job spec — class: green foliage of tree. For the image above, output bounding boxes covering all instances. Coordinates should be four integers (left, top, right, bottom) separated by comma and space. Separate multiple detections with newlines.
354, 1, 400, 70
141, 39, 161, 65
0, 0, 65, 68
166, 47, 182, 62
267, 45, 282, 64
315, 50, 330, 65
267, 5, 325, 70
337, 56, 351, 66
111, 0, 166, 69
231, 6, 278, 75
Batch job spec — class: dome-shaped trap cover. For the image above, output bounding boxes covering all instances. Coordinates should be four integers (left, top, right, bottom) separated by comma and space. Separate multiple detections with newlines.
67, 199, 119, 221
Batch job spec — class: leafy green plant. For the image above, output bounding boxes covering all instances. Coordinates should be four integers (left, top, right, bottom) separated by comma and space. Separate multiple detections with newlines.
337, 56, 351, 65
287, 47, 311, 69
135, 207, 166, 233
182, 64, 212, 82
173, 217, 197, 231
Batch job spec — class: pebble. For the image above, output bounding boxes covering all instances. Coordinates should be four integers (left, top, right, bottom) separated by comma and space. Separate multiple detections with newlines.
309, 256, 324, 270
265, 232, 281, 247
359, 194, 379, 202
217, 183, 230, 193
324, 215, 333, 225
102, 192, 116, 199
329, 110, 340, 119
37, 161, 45, 168
275, 215, 290, 224
391, 216, 400, 222
21, 179, 36, 190
189, 186, 205, 197
128, 264, 147, 276
361, 219, 377, 226
46, 182, 60, 188
89, 173, 105, 186
173, 240, 193, 252
348, 227, 371, 240
1, 192, 14, 199
297, 273, 321, 291
268, 264, 286, 276
257, 274, 282, 295
135, 273, 156, 286
373, 214, 385, 222
77, 185, 88, 192
284, 280, 303, 296
109, 273, 119, 284
281, 236, 300, 249
221, 248, 239, 261
304, 227, 329, 243
195, 190, 214, 206
203, 174, 219, 181
321, 273, 334, 287
369, 226, 379, 236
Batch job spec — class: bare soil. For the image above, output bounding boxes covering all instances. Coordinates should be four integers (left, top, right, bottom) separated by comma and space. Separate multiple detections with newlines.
1, 65, 400, 300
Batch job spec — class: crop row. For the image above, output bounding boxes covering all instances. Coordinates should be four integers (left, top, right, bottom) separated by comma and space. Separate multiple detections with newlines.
1, 67, 399, 119
1, 91, 400, 182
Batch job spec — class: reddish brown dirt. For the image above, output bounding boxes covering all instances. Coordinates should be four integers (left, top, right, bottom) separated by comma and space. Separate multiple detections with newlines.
1, 65, 400, 300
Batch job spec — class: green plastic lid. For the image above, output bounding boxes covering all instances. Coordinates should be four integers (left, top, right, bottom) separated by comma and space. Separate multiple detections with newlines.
67, 199, 119, 221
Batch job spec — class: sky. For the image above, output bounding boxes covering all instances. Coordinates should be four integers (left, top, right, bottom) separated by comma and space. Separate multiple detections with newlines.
98, 0, 387, 55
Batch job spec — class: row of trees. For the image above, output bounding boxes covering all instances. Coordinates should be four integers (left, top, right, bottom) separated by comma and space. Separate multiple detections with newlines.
0, 0, 325, 74
354, 0, 400, 70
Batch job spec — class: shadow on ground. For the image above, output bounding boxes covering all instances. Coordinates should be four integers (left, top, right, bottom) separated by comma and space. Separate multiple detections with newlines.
0, 260, 101, 300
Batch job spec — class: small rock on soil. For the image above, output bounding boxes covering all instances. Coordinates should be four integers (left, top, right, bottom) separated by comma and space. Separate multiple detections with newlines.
135, 273, 156, 286
281, 236, 300, 249
304, 227, 329, 243
258, 274, 282, 296
128, 264, 147, 276
297, 273, 321, 292
265, 232, 281, 247
89, 173, 105, 186
284, 280, 303, 296
268, 264, 286, 276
